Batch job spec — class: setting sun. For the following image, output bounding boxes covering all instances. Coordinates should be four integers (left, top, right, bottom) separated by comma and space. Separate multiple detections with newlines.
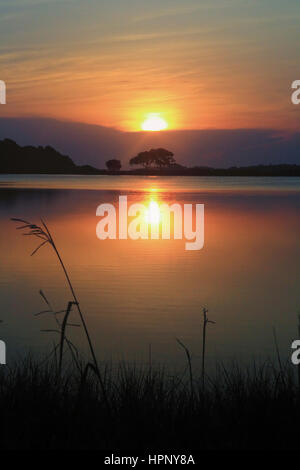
141, 114, 168, 132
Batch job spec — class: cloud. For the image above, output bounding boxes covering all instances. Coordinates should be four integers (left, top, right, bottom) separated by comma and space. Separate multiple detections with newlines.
0, 0, 75, 6
131, 4, 204, 23
131, 0, 242, 24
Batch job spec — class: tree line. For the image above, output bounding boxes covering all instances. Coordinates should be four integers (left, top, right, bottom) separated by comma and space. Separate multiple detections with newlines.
2, 139, 300, 176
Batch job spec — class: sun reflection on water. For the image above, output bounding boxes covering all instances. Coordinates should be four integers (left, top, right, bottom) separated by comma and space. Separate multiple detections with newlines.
144, 200, 161, 224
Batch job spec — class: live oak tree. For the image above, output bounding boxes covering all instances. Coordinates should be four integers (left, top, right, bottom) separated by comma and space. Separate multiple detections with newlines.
105, 159, 122, 171
129, 148, 175, 169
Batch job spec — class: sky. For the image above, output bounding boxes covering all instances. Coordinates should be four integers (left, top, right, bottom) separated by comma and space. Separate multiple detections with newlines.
0, 0, 300, 133
0, 0, 300, 168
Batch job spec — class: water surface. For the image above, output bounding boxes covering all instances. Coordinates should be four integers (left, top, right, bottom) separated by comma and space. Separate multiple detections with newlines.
0, 175, 299, 369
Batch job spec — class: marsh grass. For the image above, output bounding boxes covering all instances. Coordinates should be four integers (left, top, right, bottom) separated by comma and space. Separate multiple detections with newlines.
5, 217, 300, 450
0, 357, 299, 450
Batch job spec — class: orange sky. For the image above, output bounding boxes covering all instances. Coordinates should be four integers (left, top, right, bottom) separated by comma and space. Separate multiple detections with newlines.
0, 0, 300, 132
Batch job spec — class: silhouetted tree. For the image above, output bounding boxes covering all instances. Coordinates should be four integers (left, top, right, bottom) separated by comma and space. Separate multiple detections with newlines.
0, 139, 77, 173
105, 159, 122, 171
129, 148, 175, 168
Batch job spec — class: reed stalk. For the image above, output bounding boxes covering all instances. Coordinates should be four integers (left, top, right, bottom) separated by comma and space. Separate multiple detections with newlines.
11, 217, 109, 407
201, 307, 215, 390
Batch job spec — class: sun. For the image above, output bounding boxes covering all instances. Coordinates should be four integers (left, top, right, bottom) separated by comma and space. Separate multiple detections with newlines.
141, 113, 168, 131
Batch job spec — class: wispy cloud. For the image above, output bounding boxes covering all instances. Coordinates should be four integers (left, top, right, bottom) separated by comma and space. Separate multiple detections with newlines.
131, 4, 204, 23
131, 0, 241, 23
0, 0, 76, 6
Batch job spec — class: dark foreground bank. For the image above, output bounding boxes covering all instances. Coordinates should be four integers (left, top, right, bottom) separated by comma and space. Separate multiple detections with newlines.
0, 358, 299, 451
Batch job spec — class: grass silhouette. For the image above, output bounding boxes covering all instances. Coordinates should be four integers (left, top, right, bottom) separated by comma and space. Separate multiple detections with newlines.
0, 357, 299, 450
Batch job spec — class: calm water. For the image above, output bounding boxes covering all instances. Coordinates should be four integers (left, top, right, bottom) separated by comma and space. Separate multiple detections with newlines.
0, 175, 300, 369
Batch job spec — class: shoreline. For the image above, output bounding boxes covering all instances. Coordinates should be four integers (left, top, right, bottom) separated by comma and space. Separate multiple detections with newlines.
1, 169, 300, 177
